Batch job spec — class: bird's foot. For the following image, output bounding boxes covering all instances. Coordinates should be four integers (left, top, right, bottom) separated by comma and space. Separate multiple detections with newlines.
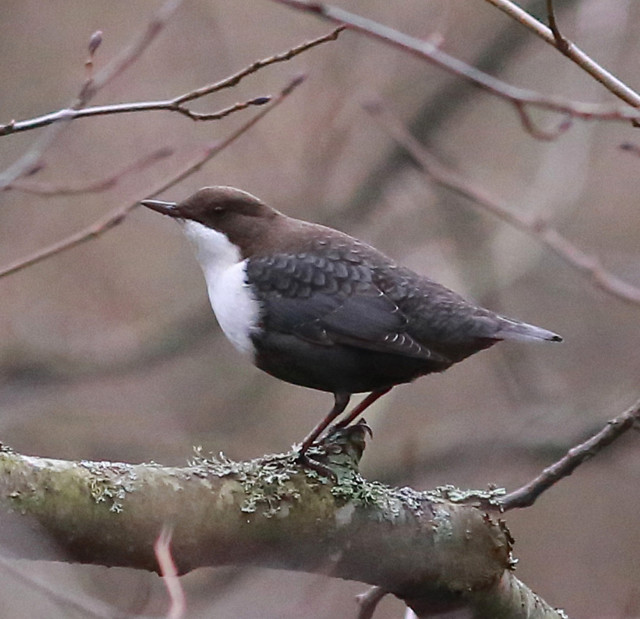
295, 450, 337, 482
295, 420, 372, 481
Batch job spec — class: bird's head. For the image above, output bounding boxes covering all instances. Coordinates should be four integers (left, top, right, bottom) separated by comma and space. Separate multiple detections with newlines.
141, 186, 282, 261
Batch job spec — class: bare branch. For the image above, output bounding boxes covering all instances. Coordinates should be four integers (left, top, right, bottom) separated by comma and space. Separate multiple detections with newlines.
87, 30, 104, 58
155, 527, 186, 619
513, 101, 572, 141
0, 75, 305, 280
0, 96, 270, 136
545, 0, 570, 54
0, 27, 343, 137
272, 0, 640, 132
0, 0, 183, 190
7, 147, 173, 196
174, 25, 344, 105
364, 100, 640, 307
0, 123, 68, 191
485, 0, 640, 110
498, 398, 640, 510
356, 586, 388, 619
0, 423, 566, 618
180, 96, 271, 121
76, 0, 184, 103
84, 30, 103, 82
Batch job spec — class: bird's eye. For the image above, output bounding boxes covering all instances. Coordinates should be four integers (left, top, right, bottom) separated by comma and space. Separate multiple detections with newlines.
212, 206, 225, 213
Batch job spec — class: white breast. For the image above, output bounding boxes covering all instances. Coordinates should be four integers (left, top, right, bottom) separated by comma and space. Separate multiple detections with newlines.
182, 221, 260, 355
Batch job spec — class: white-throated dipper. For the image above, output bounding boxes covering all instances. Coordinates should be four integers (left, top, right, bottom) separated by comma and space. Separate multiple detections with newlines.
141, 186, 562, 461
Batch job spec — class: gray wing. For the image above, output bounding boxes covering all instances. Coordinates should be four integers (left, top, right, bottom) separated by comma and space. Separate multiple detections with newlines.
246, 252, 449, 363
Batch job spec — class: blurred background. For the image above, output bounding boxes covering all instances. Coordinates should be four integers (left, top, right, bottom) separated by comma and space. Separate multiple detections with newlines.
1, 0, 639, 617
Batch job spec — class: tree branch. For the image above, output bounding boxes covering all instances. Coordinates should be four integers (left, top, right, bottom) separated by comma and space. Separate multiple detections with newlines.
0, 95, 269, 132
0, 423, 566, 618
154, 526, 186, 619
0, 25, 343, 279
0, 0, 184, 190
336, 1, 584, 228
485, 0, 640, 110
6, 147, 173, 196
498, 397, 640, 510
76, 0, 184, 102
0, 74, 305, 280
271, 0, 640, 134
356, 586, 388, 619
0, 27, 343, 137
545, 0, 570, 54
364, 100, 640, 307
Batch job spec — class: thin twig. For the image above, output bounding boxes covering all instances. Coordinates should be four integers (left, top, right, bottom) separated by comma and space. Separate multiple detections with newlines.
7, 147, 173, 196
0, 27, 343, 137
0, 0, 183, 190
174, 25, 344, 105
272, 0, 640, 132
364, 100, 640, 307
0, 75, 305, 280
77, 0, 184, 102
513, 101, 572, 141
180, 96, 270, 121
0, 96, 270, 135
356, 586, 388, 619
545, 0, 570, 54
85, 30, 103, 82
498, 398, 640, 510
484, 0, 640, 109
154, 526, 186, 619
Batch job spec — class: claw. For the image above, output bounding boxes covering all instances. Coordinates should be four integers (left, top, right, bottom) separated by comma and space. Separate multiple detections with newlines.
296, 451, 337, 482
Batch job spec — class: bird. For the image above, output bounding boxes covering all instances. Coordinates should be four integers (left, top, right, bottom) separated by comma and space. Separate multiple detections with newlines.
141, 186, 562, 461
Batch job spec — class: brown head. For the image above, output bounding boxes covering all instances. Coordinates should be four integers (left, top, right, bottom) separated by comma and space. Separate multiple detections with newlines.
141, 186, 284, 258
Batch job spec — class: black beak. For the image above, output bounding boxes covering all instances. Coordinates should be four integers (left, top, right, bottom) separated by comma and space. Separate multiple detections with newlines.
140, 199, 179, 217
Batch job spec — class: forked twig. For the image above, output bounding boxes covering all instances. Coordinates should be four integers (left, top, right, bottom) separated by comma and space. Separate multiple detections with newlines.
545, 0, 570, 54
485, 0, 640, 110
0, 27, 343, 136
0, 24, 343, 277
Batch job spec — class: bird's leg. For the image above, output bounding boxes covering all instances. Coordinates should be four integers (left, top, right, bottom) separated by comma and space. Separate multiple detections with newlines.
333, 387, 392, 429
298, 392, 351, 456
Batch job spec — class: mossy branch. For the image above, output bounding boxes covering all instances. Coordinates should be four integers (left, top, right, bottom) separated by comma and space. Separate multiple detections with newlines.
0, 425, 566, 618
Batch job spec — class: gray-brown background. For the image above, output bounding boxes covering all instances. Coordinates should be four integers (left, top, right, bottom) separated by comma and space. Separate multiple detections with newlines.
1, 1, 639, 617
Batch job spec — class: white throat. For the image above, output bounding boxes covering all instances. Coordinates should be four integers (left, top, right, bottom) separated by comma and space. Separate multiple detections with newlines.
181, 220, 259, 355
